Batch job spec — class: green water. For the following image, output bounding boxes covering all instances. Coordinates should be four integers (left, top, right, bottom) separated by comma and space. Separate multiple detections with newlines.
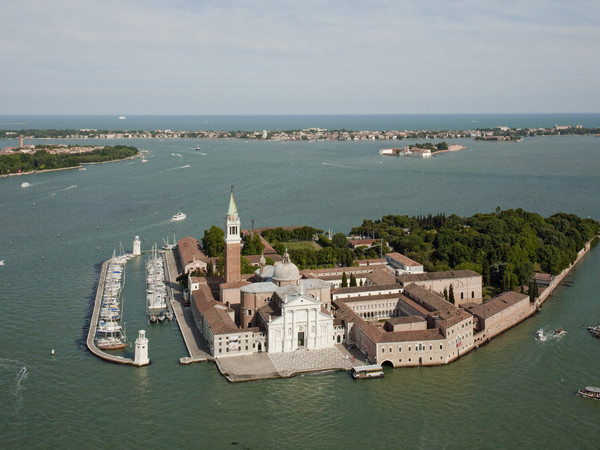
1, 135, 599, 448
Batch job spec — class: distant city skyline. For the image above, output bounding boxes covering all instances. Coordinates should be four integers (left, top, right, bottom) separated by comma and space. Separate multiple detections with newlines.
2, 0, 599, 115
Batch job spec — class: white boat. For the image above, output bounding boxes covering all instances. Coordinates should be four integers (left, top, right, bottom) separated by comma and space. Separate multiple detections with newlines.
0, 260, 4, 266
172, 212, 186, 221
351, 364, 384, 379
21, 182, 30, 188
196, 145, 201, 151
118, 116, 126, 120
535, 329, 544, 340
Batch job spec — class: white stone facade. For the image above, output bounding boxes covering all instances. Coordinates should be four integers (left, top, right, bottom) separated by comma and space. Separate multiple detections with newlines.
265, 293, 334, 353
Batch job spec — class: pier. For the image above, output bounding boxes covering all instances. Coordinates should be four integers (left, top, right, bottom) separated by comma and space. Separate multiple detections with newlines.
86, 259, 135, 365
162, 248, 213, 364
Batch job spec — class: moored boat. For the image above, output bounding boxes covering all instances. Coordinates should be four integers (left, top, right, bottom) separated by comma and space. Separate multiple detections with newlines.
577, 386, 600, 400
351, 364, 384, 379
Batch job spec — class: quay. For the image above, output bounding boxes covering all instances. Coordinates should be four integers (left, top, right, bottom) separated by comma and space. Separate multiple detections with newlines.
86, 258, 135, 366
162, 248, 213, 364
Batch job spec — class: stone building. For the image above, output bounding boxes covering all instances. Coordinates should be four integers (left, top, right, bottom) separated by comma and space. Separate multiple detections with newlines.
397, 270, 483, 305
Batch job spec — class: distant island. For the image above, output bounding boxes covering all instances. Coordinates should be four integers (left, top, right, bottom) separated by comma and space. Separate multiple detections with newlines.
0, 124, 598, 142
380, 141, 466, 157
0, 144, 139, 175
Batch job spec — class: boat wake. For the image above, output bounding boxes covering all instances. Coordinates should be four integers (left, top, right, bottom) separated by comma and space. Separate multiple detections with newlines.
322, 162, 355, 169
167, 165, 191, 170
0, 358, 27, 413
535, 327, 566, 342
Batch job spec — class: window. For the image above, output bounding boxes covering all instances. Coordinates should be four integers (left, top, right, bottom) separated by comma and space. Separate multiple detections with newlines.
461, 292, 464, 300
247, 310, 252, 316
429, 345, 432, 351
408, 346, 411, 352
440, 344, 443, 350
398, 346, 402, 352
472, 291, 475, 298
382, 348, 385, 353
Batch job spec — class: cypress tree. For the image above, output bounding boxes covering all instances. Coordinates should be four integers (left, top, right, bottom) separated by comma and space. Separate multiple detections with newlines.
341, 272, 348, 288
350, 273, 357, 287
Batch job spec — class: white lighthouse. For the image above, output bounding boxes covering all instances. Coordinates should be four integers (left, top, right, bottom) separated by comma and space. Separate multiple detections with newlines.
132, 236, 141, 256
134, 330, 149, 366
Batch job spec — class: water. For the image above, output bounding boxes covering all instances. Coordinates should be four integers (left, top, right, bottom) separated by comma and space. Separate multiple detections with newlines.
1, 115, 600, 448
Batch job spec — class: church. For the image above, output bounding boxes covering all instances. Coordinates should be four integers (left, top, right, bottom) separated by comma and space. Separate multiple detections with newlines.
185, 190, 335, 357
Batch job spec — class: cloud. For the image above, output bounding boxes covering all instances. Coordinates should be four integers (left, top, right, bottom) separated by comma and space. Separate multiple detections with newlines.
1, 0, 599, 113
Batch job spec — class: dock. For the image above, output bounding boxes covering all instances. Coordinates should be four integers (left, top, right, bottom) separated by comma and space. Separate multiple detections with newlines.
86, 259, 135, 365
162, 248, 214, 364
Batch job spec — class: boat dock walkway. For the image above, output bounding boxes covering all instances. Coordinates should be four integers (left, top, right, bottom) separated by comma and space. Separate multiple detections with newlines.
86, 259, 135, 366
162, 248, 213, 364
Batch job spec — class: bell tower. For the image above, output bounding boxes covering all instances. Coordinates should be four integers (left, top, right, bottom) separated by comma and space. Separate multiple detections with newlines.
224, 186, 241, 283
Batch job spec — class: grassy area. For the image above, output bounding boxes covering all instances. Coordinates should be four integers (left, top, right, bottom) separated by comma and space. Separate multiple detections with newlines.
281, 240, 322, 251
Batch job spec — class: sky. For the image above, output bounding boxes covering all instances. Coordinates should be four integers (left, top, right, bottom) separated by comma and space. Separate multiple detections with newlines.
1, 0, 599, 115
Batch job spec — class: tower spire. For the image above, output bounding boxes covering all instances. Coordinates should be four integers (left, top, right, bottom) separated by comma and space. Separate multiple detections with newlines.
228, 185, 238, 217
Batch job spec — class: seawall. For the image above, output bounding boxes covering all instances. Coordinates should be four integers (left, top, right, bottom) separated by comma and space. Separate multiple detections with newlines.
86, 258, 135, 365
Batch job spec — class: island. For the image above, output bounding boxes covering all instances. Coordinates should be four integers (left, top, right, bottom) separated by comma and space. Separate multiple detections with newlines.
0, 144, 139, 175
380, 142, 466, 157
97, 191, 597, 381
1, 123, 599, 142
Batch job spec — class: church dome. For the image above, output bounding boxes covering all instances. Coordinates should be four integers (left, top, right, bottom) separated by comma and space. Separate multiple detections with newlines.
272, 250, 300, 282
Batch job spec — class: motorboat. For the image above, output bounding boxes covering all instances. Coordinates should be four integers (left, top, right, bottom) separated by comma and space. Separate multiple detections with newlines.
351, 364, 384, 379
172, 212, 186, 221
554, 328, 565, 336
535, 329, 544, 340
588, 326, 600, 338
577, 386, 600, 400
21, 182, 30, 188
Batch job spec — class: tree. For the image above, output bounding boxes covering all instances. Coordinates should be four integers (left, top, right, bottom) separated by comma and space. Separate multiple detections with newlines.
332, 232, 348, 248
202, 226, 224, 257
242, 233, 264, 256
350, 273, 357, 287
482, 258, 491, 286
449, 284, 455, 304
341, 272, 348, 288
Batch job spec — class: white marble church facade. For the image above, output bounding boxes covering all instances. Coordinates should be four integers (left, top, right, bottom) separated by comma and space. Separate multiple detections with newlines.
263, 292, 334, 353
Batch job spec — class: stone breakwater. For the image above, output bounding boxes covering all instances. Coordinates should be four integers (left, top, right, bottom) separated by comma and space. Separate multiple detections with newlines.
86, 259, 135, 366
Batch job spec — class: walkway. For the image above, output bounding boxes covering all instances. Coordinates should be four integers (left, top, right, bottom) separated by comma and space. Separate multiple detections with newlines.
162, 248, 213, 364
216, 345, 368, 382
